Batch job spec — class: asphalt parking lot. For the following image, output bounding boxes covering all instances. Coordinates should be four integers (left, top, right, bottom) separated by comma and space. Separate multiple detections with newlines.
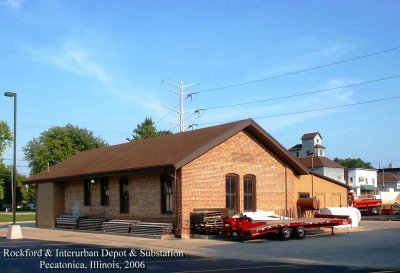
0, 221, 399, 273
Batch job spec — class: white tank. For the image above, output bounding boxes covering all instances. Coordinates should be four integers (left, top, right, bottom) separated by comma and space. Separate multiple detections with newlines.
319, 207, 361, 228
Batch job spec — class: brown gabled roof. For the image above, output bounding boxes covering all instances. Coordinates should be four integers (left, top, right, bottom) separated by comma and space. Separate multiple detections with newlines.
314, 144, 325, 149
301, 132, 322, 140
377, 172, 400, 183
296, 156, 344, 169
26, 119, 309, 183
288, 144, 302, 151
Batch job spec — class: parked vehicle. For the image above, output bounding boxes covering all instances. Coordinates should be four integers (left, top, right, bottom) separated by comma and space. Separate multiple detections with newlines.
221, 214, 351, 241
381, 202, 400, 215
348, 192, 382, 215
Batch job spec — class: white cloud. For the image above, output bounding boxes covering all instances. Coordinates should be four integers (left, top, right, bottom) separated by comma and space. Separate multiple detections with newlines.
22, 41, 166, 115
27, 42, 110, 83
0, 0, 21, 10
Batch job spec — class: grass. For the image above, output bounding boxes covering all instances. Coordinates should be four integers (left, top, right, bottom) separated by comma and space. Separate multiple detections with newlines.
0, 212, 36, 223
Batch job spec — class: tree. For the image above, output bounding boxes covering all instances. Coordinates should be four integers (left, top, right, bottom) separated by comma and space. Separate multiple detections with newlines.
333, 157, 373, 169
0, 179, 4, 200
0, 121, 13, 160
23, 124, 108, 174
0, 164, 25, 206
127, 117, 172, 141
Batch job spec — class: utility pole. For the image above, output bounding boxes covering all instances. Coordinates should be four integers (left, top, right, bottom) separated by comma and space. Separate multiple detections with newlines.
163, 80, 199, 132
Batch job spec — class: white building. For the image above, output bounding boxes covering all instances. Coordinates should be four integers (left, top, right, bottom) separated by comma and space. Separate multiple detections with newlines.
297, 156, 345, 184
289, 132, 345, 183
289, 132, 326, 158
346, 168, 378, 197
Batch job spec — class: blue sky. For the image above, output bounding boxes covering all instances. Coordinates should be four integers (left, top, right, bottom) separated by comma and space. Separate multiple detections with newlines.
0, 0, 399, 175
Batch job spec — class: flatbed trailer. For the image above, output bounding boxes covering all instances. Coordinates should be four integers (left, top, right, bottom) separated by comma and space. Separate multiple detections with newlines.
222, 215, 351, 241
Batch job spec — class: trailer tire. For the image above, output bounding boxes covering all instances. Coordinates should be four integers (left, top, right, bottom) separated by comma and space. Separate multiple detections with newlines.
371, 207, 379, 215
295, 226, 305, 240
280, 227, 292, 241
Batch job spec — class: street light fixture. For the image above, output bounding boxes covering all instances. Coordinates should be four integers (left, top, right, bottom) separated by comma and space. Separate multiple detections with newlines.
4, 91, 22, 239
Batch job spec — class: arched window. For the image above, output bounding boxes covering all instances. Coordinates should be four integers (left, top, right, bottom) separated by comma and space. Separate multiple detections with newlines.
119, 177, 129, 213
226, 174, 239, 212
161, 174, 173, 214
244, 175, 256, 212
83, 179, 92, 206
100, 177, 109, 206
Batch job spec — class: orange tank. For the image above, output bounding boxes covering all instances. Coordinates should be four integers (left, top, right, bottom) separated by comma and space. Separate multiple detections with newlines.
297, 198, 320, 210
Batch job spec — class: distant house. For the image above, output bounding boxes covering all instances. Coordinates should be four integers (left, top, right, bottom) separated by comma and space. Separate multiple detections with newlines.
377, 171, 400, 192
289, 132, 326, 158
296, 157, 345, 184
289, 132, 345, 183
377, 166, 400, 177
25, 119, 348, 238
346, 168, 378, 197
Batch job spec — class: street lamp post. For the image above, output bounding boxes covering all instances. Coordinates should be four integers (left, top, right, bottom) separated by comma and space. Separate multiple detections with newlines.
4, 91, 22, 239
4, 92, 16, 224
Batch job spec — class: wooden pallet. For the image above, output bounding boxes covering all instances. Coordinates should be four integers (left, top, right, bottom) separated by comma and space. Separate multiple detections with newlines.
190, 211, 223, 234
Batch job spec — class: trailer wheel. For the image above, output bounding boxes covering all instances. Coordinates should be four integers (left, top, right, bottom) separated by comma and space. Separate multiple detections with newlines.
371, 207, 379, 215
280, 227, 292, 240
295, 226, 305, 240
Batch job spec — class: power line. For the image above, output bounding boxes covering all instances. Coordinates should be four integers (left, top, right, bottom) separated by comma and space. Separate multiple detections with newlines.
165, 1, 388, 81
3, 158, 29, 162
254, 96, 400, 118
197, 95, 400, 126
203, 74, 400, 110
193, 45, 400, 94
200, 25, 397, 87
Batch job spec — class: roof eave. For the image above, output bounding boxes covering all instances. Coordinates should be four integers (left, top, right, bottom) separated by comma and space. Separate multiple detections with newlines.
175, 119, 308, 175
24, 164, 175, 184
246, 123, 309, 175
174, 119, 254, 169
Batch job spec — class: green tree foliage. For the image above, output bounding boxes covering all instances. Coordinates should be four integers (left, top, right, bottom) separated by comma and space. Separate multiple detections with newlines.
0, 164, 25, 206
0, 179, 4, 200
333, 157, 373, 169
0, 121, 13, 160
127, 117, 172, 141
24, 184, 36, 202
23, 124, 108, 174
0, 121, 13, 204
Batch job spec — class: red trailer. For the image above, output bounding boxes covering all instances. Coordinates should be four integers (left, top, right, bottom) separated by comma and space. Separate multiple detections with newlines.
348, 192, 381, 215
222, 214, 351, 241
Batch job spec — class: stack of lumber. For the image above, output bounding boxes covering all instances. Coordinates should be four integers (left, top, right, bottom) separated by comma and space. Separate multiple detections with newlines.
190, 211, 223, 234
56, 215, 81, 229
77, 218, 105, 231
130, 222, 173, 238
101, 220, 139, 234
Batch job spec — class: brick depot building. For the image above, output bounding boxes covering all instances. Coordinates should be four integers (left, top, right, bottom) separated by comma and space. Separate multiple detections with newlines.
26, 119, 347, 238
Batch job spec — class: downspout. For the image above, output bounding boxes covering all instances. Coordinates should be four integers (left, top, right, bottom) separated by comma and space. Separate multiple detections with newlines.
174, 167, 179, 236
285, 166, 288, 217
35, 183, 38, 227
311, 174, 314, 198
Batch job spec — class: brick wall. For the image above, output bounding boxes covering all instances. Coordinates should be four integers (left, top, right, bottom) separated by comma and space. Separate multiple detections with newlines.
179, 130, 298, 238
64, 173, 174, 223
60, 130, 299, 237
